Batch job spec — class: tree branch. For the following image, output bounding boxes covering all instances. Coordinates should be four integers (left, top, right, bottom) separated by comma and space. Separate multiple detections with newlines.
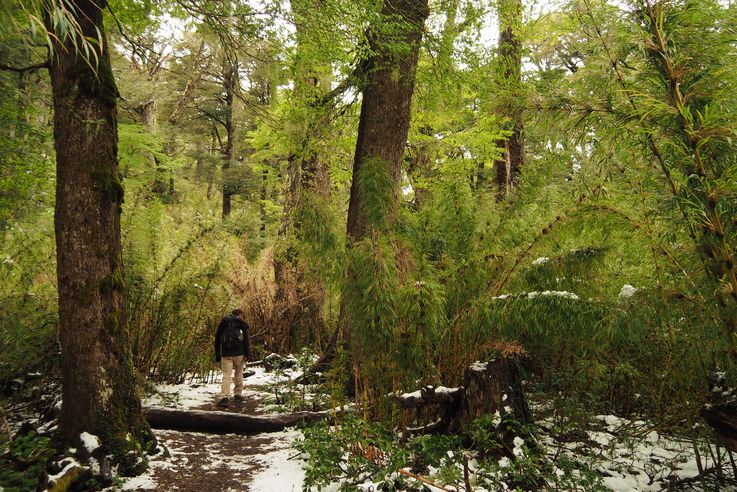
0, 60, 50, 73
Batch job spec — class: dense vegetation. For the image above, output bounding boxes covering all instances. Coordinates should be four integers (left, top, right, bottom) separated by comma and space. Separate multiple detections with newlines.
2, 0, 737, 489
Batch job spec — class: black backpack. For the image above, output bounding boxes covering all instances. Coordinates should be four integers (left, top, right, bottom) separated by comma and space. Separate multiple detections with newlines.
221, 319, 244, 351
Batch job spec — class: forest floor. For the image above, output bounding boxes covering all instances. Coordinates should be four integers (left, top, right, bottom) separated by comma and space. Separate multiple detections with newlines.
4, 365, 736, 491
117, 365, 734, 492
118, 366, 306, 491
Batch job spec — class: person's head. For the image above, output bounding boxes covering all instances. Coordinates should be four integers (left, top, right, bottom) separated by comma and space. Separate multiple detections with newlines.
232, 308, 244, 319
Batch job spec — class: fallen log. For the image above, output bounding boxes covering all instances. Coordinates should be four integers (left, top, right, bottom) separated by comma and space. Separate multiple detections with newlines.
143, 406, 330, 434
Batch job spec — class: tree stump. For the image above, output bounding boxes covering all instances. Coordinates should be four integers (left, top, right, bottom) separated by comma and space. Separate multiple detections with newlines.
451, 357, 530, 433
702, 372, 737, 452
395, 356, 531, 437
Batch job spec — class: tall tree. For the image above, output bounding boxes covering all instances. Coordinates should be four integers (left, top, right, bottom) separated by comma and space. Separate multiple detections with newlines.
274, 0, 333, 348
221, 50, 238, 218
342, 0, 430, 381
493, 0, 525, 198
346, 0, 430, 240
45, 0, 155, 469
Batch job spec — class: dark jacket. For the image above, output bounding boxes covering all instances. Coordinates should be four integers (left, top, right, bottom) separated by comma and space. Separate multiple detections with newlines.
214, 314, 251, 362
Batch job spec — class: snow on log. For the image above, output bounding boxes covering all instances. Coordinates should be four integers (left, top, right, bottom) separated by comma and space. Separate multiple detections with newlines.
143, 407, 330, 434
395, 386, 463, 409
702, 404, 737, 452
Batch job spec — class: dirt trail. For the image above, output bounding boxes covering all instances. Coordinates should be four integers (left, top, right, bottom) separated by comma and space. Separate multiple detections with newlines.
141, 428, 282, 491
123, 376, 304, 491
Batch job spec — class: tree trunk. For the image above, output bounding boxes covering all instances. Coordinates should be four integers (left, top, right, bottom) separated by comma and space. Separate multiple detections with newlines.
46, 0, 155, 473
260, 167, 268, 237
222, 58, 236, 218
300, 0, 429, 387
493, 0, 525, 199
273, 0, 332, 350
345, 0, 429, 241
341, 0, 429, 385
135, 97, 157, 130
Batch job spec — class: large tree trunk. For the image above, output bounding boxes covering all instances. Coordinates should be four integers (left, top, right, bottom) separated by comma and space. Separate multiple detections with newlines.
47, 0, 155, 474
493, 0, 525, 199
345, 0, 429, 241
339, 0, 429, 394
296, 0, 430, 383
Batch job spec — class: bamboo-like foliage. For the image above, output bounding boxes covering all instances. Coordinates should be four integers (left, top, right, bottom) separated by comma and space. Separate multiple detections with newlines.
632, 0, 737, 362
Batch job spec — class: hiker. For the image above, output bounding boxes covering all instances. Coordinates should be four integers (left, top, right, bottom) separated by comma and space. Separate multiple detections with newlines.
214, 308, 251, 405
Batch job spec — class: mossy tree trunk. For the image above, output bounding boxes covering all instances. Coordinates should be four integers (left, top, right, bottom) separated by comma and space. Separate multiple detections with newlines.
343, 0, 430, 380
222, 55, 237, 218
493, 0, 525, 199
274, 0, 332, 350
46, 0, 155, 473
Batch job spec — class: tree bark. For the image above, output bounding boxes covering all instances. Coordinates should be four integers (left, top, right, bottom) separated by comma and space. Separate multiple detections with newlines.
451, 357, 530, 432
46, 0, 155, 473
135, 97, 157, 130
260, 167, 268, 237
493, 0, 525, 199
345, 0, 430, 241
222, 57, 236, 218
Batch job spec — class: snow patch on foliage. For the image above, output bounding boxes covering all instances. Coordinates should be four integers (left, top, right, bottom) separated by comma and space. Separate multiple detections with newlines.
492, 291, 580, 301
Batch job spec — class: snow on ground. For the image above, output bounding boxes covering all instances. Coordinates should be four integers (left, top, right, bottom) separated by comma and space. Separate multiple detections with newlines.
142, 365, 300, 411
116, 365, 308, 491
118, 429, 305, 491
121, 368, 731, 491
538, 415, 729, 491
248, 430, 306, 492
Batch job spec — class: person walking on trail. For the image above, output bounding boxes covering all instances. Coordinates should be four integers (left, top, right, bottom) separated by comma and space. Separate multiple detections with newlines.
214, 309, 251, 406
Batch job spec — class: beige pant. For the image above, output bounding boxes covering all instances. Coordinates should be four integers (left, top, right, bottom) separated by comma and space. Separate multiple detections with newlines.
220, 355, 245, 398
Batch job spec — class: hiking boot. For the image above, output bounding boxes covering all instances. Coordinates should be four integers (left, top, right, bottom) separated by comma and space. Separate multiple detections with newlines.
234, 395, 243, 401
218, 397, 229, 406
